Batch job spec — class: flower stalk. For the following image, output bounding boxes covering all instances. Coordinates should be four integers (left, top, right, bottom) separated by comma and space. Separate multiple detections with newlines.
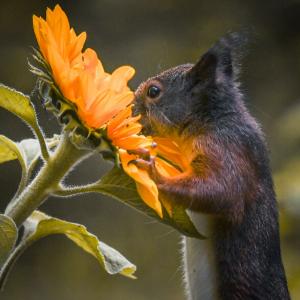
5, 133, 89, 228
33, 123, 50, 161
54, 183, 100, 198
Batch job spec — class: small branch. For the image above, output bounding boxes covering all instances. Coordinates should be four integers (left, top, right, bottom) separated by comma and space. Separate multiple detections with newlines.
13, 169, 28, 200
33, 124, 49, 161
25, 156, 40, 185
53, 183, 100, 198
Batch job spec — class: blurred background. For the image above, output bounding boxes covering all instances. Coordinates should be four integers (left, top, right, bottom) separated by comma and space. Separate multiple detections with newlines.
0, 0, 300, 299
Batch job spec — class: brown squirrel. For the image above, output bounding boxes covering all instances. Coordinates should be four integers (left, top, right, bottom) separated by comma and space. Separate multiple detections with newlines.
133, 34, 290, 300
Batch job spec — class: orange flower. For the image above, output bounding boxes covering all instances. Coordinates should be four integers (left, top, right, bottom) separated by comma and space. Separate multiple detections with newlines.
33, 5, 135, 128
33, 5, 162, 217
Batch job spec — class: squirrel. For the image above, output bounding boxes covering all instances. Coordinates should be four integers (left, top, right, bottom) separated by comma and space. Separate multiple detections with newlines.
133, 34, 291, 300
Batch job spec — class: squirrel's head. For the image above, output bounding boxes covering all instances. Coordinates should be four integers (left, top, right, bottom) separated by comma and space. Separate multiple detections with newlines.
134, 33, 246, 137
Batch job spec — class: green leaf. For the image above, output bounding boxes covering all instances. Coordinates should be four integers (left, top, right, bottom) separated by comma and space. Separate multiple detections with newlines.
23, 211, 136, 278
0, 215, 17, 266
94, 166, 204, 238
0, 135, 42, 167
18, 139, 41, 168
0, 136, 44, 196
0, 85, 38, 129
18, 135, 59, 168
0, 135, 60, 168
0, 84, 49, 160
0, 135, 27, 171
0, 210, 135, 290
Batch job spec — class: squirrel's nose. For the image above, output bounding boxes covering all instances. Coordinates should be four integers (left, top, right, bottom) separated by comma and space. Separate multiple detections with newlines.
132, 95, 143, 116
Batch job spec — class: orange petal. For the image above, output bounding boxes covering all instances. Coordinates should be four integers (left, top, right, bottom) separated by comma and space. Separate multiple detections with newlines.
107, 105, 133, 133
112, 123, 142, 139
154, 137, 190, 171
110, 66, 135, 93
69, 31, 87, 61
155, 157, 182, 177
89, 91, 134, 128
115, 135, 153, 150
119, 150, 162, 217
136, 183, 162, 218
83, 48, 103, 74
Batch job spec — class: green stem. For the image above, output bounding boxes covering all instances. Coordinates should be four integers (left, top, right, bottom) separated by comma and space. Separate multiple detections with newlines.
33, 123, 49, 161
11, 139, 59, 202
13, 169, 28, 199
53, 183, 101, 197
5, 133, 88, 228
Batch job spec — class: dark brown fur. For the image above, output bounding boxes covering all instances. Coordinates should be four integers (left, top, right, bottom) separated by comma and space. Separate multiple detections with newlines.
134, 34, 290, 299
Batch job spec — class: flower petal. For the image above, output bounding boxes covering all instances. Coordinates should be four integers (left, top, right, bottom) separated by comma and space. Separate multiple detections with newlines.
119, 150, 162, 217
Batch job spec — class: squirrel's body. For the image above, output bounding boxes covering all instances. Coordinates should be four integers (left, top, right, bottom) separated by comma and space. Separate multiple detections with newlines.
134, 34, 290, 299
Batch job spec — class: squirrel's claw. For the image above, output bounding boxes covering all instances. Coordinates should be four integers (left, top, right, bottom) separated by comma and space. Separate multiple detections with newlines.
130, 156, 163, 183
132, 156, 160, 182
127, 148, 151, 161
131, 157, 154, 171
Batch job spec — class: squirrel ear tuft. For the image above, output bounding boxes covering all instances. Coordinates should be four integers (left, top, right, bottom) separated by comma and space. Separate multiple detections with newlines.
188, 51, 218, 84
188, 32, 248, 86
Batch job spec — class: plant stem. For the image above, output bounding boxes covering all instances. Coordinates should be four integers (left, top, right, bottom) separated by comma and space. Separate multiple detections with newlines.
5, 133, 88, 228
13, 168, 28, 200
53, 182, 101, 197
33, 123, 50, 161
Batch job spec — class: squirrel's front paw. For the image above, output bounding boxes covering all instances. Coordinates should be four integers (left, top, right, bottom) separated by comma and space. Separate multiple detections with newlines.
131, 155, 162, 183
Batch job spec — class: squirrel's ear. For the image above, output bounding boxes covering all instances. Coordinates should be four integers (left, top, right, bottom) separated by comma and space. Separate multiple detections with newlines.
188, 51, 219, 85
188, 32, 247, 87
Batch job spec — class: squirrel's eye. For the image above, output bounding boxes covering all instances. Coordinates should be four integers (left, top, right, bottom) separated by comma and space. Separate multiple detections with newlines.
147, 85, 161, 99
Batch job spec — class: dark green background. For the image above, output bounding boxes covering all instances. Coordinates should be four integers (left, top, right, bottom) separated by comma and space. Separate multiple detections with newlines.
0, 1, 299, 299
